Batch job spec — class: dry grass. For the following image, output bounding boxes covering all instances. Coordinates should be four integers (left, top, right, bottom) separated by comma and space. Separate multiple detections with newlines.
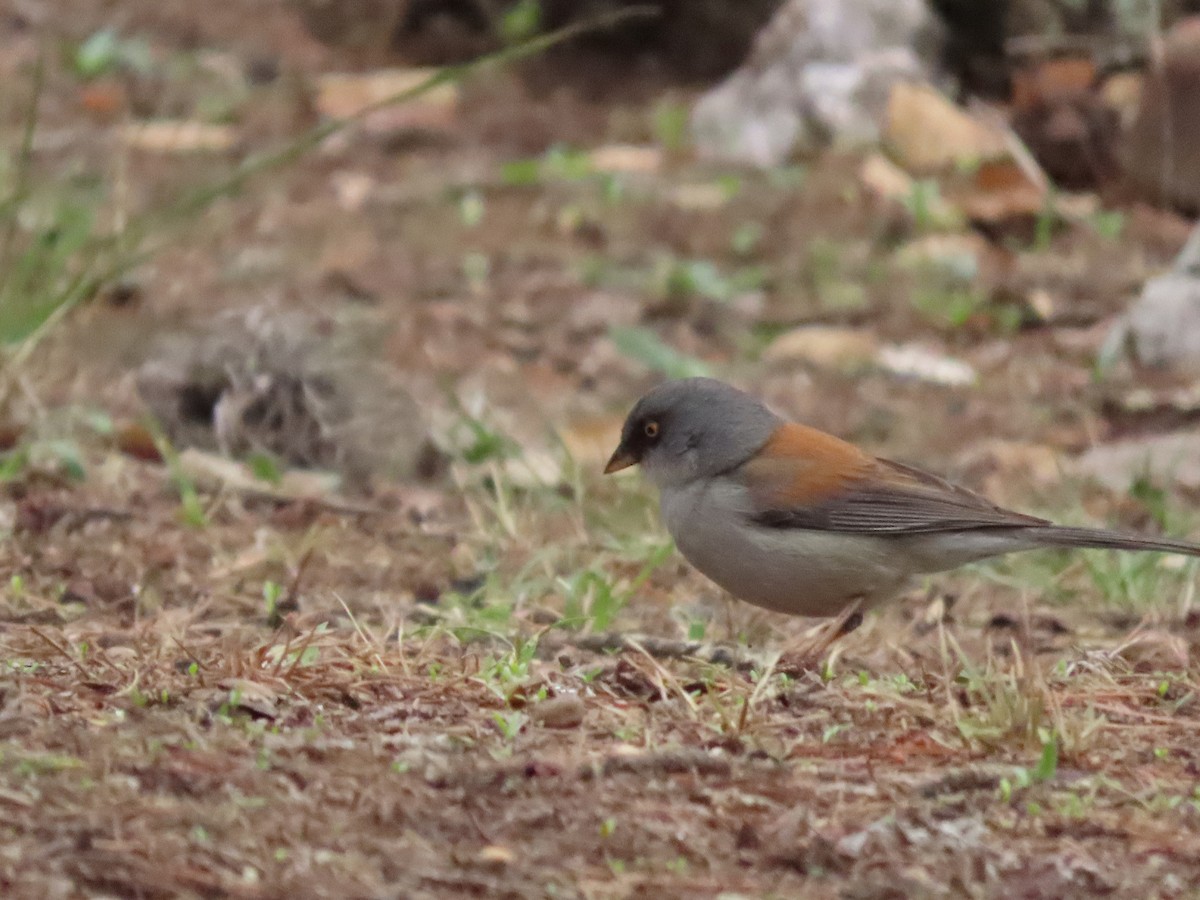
3, 461, 1200, 898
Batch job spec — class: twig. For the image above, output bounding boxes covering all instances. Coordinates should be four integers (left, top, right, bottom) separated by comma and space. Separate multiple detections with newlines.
283, 624, 322, 680
170, 636, 208, 676
335, 592, 390, 676
28, 625, 89, 677
624, 637, 697, 713
283, 547, 315, 612
558, 631, 766, 671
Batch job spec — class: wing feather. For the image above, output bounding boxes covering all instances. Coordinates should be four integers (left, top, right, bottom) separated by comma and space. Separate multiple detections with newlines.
748, 456, 1051, 535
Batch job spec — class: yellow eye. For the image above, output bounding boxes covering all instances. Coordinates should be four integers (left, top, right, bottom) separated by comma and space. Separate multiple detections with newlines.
643, 420, 659, 438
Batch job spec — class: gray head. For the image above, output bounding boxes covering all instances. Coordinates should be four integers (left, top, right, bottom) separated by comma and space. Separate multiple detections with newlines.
604, 378, 781, 488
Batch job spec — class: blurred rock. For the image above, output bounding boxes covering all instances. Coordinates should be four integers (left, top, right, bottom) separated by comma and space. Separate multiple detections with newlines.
1073, 431, 1200, 492
137, 307, 428, 490
1112, 223, 1200, 371
1122, 16, 1200, 211
877, 343, 977, 386
691, 0, 942, 167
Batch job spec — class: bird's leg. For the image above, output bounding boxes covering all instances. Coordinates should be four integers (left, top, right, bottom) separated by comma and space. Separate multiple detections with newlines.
777, 598, 865, 675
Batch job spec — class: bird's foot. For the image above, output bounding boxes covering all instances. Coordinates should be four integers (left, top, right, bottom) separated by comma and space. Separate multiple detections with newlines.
775, 601, 864, 676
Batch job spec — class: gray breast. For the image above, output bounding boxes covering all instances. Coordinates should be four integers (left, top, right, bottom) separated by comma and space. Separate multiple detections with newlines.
659, 478, 910, 617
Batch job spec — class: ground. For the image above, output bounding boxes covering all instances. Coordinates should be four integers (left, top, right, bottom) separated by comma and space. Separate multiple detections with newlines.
2, 3, 1200, 898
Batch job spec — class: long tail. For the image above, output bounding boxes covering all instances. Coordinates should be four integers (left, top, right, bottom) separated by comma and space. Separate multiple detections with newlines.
1034, 526, 1200, 558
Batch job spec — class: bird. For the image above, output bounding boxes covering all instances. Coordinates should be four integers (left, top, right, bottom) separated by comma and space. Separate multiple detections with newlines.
604, 377, 1200, 647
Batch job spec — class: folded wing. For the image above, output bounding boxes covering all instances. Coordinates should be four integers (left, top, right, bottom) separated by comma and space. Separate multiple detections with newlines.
748, 451, 1051, 535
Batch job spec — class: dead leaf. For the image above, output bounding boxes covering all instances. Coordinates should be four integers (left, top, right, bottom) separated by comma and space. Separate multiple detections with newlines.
859, 153, 912, 201
557, 416, 624, 471
669, 183, 730, 211
317, 224, 381, 279
116, 421, 162, 462
118, 120, 239, 154
885, 82, 1009, 174
762, 326, 878, 371
477, 845, 515, 866
953, 158, 1048, 224
1112, 628, 1189, 672
215, 679, 280, 719
315, 68, 458, 136
178, 448, 344, 501
1100, 71, 1144, 129
588, 144, 662, 175
78, 79, 127, 121
329, 170, 377, 212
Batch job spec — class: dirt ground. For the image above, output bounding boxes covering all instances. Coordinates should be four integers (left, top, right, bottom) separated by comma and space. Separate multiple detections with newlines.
3, 2, 1200, 898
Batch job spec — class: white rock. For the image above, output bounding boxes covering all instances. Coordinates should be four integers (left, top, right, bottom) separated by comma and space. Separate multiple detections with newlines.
1073, 432, 1200, 491
1109, 222, 1200, 371
691, 0, 941, 167
878, 343, 977, 387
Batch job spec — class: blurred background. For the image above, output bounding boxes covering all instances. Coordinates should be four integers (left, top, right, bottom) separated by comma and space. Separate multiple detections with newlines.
6, 3, 1200, 896
2, 0, 1200, 499
2, 0, 1200, 505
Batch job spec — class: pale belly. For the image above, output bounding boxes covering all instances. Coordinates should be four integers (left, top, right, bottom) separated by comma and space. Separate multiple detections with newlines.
660, 478, 911, 617
659, 478, 1038, 618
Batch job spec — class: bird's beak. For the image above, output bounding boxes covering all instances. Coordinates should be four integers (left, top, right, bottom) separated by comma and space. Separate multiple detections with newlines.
604, 444, 638, 474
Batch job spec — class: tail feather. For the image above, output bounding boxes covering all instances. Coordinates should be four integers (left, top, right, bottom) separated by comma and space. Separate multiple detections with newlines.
1035, 526, 1200, 558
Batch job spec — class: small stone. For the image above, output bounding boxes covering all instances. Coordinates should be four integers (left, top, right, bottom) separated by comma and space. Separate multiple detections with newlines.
878, 343, 977, 387
1116, 223, 1200, 371
528, 695, 586, 729
476, 845, 515, 866
1072, 432, 1200, 492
